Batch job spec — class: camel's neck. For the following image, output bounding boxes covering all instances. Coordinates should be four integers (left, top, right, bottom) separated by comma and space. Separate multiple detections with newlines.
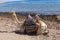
12, 11, 20, 23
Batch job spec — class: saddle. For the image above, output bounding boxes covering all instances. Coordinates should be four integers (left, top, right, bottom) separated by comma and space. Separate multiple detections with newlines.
24, 18, 37, 30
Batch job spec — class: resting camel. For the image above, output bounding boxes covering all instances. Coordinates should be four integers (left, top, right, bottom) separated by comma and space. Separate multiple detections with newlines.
11, 11, 49, 35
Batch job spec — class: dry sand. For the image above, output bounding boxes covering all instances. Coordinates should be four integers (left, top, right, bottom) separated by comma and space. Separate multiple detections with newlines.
0, 14, 60, 40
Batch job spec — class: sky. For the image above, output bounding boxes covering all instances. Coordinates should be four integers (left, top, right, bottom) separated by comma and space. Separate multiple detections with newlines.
0, 0, 60, 2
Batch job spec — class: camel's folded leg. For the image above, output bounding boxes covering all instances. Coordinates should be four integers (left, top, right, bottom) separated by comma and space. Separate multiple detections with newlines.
36, 26, 42, 35
37, 26, 49, 35
41, 26, 49, 35
17, 22, 25, 33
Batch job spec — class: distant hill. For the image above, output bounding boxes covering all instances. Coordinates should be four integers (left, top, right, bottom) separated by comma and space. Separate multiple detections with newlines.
0, 1, 60, 15
0, 2, 5, 4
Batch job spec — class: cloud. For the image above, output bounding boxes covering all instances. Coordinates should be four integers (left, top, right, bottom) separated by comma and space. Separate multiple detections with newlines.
18, 0, 25, 1
1, 0, 60, 3
0, 0, 26, 2
26, 0, 58, 1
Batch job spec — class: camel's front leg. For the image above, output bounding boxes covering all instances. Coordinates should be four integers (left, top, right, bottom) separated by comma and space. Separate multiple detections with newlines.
36, 23, 42, 35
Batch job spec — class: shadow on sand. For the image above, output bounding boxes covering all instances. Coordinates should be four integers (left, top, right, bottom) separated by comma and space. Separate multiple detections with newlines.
14, 30, 38, 36
14, 30, 49, 37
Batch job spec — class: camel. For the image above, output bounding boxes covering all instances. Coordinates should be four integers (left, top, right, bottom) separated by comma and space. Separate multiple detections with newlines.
11, 11, 49, 35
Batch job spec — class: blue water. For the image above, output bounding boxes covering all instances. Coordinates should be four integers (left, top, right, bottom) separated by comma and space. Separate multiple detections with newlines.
0, 1, 60, 15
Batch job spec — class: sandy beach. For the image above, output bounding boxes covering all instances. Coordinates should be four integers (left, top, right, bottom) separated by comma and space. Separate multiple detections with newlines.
0, 14, 60, 40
